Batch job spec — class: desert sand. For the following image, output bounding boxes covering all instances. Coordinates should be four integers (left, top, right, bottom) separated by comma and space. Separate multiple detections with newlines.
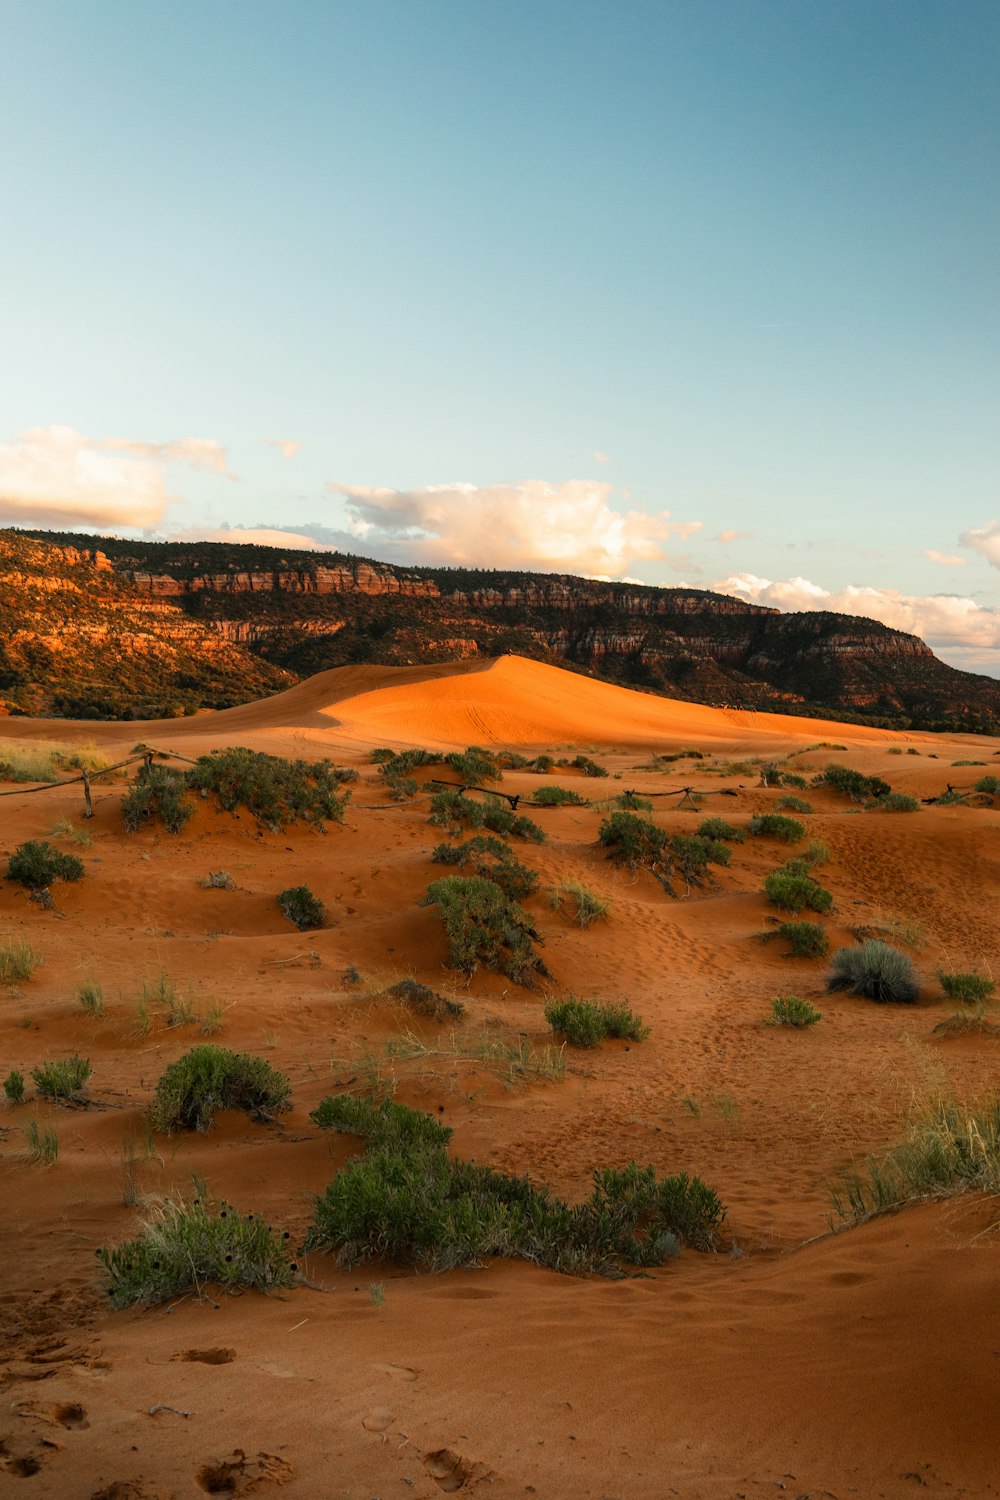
1, 655, 998, 1500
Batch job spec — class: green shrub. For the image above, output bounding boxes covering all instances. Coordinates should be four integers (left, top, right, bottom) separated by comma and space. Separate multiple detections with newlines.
671, 833, 731, 876
32, 1055, 91, 1099
773, 921, 829, 958
598, 811, 668, 871
310, 1094, 453, 1149
445, 746, 503, 783
97, 1195, 294, 1308
430, 836, 538, 899
827, 941, 918, 1004
696, 817, 745, 843
4, 1069, 25, 1104
121, 765, 194, 833
766, 995, 822, 1027
974, 776, 1000, 794
383, 977, 465, 1021
813, 764, 892, 802
149, 1045, 292, 1133
532, 785, 587, 807
777, 796, 813, 815
0, 940, 42, 983
7, 840, 85, 890
429, 790, 544, 842
277, 884, 326, 930
564, 754, 608, 778
872, 792, 919, 812
188, 747, 351, 827
544, 997, 649, 1047
425, 876, 546, 984
937, 971, 995, 1004
762, 870, 833, 915
748, 814, 804, 843
549, 881, 610, 927
607, 792, 654, 811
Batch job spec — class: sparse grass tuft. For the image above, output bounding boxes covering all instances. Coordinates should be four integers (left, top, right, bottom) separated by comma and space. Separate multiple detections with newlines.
4, 1068, 25, 1104
748, 814, 805, 843
544, 997, 649, 1047
23, 1118, 59, 1163
871, 792, 920, 812
77, 979, 104, 1016
766, 995, 822, 1028
51, 818, 93, 849
310, 1094, 453, 1148
776, 796, 813, 815
549, 880, 610, 928
827, 941, 918, 1004
0, 940, 42, 983
937, 971, 995, 1004
32, 1055, 91, 1099
765, 920, 830, 959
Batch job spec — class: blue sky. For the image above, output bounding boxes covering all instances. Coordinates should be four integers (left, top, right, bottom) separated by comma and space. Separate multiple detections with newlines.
1, 1, 998, 669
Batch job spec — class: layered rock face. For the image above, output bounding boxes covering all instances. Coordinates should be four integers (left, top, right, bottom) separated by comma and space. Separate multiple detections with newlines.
4, 528, 996, 730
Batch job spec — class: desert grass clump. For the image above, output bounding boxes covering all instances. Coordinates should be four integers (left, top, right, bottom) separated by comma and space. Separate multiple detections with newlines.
51, 817, 93, 848
77, 979, 104, 1016
445, 746, 503, 784
748, 813, 805, 844
562, 754, 608, 779
776, 795, 813, 815
429, 789, 544, 843
23, 1119, 59, 1163
813, 763, 892, 802
188, 746, 352, 827
549, 880, 610, 928
696, 817, 745, 843
97, 1194, 295, 1308
310, 1094, 454, 1149
4, 1068, 25, 1104
384, 977, 465, 1022
431, 835, 538, 899
425, 876, 546, 985
7, 840, 84, 891
974, 775, 1000, 795
766, 995, 822, 1028
532, 784, 587, 807
771, 920, 829, 959
202, 870, 236, 890
937, 971, 995, 1004
827, 941, 918, 1004
121, 765, 194, 834
32, 1054, 91, 1100
871, 792, 920, 813
277, 884, 326, 930
148, 1045, 292, 1133
544, 997, 649, 1047
828, 1094, 1000, 1226
762, 869, 833, 915
0, 940, 42, 983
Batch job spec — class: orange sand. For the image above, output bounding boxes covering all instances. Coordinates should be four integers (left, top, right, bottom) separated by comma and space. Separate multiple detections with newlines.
1, 656, 998, 1499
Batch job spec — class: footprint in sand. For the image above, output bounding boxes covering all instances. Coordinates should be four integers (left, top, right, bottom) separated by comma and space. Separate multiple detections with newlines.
423, 1448, 495, 1493
0, 1439, 44, 1477
173, 1348, 236, 1365
375, 1362, 418, 1381
195, 1450, 296, 1495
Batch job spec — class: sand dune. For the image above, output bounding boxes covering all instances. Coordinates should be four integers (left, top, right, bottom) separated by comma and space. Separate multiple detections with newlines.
2, 658, 999, 1498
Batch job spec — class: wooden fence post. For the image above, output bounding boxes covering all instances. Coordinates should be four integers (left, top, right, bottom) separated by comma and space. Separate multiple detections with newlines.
81, 769, 93, 818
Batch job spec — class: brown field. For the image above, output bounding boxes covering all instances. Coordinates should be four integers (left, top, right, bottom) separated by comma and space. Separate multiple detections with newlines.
2, 655, 999, 1500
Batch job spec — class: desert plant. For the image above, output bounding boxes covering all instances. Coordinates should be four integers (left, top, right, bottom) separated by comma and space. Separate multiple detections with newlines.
51, 817, 93, 849
428, 789, 544, 842
277, 885, 326, 930
813, 764, 892, 802
310, 1094, 454, 1148
148, 1045, 292, 1133
827, 941, 918, 1004
188, 747, 351, 827
32, 1055, 91, 1100
766, 995, 822, 1027
937, 971, 995, 1004
445, 746, 503, 783
0, 940, 42, 983
974, 775, 1000, 794
696, 817, 745, 843
532, 784, 587, 806
598, 811, 668, 871
762, 869, 833, 915
4, 1068, 25, 1104
872, 792, 919, 812
748, 814, 805, 844
544, 997, 649, 1047
771, 920, 829, 959
23, 1119, 59, 1163
564, 754, 608, 778
97, 1195, 295, 1308
776, 796, 813, 814
425, 876, 545, 984
202, 870, 236, 889
77, 979, 104, 1016
121, 764, 194, 834
7, 840, 84, 891
549, 880, 610, 927
0, 740, 111, 784
384, 977, 465, 1021
802, 839, 831, 867
430, 836, 538, 899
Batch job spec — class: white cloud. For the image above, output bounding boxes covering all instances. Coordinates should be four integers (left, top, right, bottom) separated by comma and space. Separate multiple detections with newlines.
593, 450, 610, 464
960, 523, 1000, 569
714, 571, 1000, 657
925, 549, 965, 566
168, 524, 329, 551
0, 426, 179, 528
103, 436, 233, 477
265, 438, 303, 461
715, 529, 751, 543
325, 478, 701, 576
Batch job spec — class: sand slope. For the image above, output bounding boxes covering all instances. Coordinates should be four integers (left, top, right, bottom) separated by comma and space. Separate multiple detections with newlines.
2, 657, 999, 1498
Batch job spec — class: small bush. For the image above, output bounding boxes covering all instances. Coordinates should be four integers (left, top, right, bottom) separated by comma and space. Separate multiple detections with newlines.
32, 1055, 91, 1099
149, 1045, 292, 1133
802, 839, 831, 867
97, 1195, 294, 1308
777, 796, 813, 814
0, 940, 42, 983
545, 997, 649, 1047
7, 840, 84, 891
188, 747, 351, 827
598, 811, 668, 871
384, 977, 465, 1021
827, 941, 918, 1004
974, 776, 1000, 794
696, 817, 745, 843
310, 1094, 453, 1148
121, 765, 194, 834
425, 876, 545, 984
532, 785, 587, 807
430, 836, 538, 899
549, 881, 610, 927
23, 1119, 58, 1163
763, 870, 833, 915
4, 1069, 25, 1104
748, 814, 804, 843
445, 746, 503, 784
937, 971, 995, 1004
202, 870, 236, 890
773, 920, 829, 958
872, 792, 919, 813
813, 764, 892, 802
564, 754, 608, 778
78, 979, 104, 1015
766, 995, 822, 1028
429, 789, 544, 842
277, 885, 326, 930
